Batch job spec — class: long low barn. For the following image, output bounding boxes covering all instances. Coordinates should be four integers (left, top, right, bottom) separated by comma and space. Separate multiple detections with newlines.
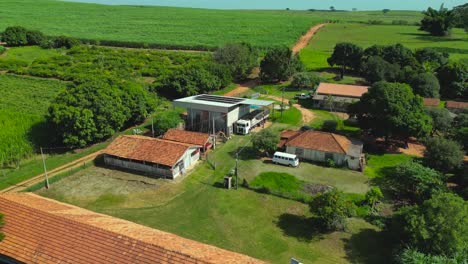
103, 135, 200, 179
313, 83, 369, 112
0, 193, 264, 264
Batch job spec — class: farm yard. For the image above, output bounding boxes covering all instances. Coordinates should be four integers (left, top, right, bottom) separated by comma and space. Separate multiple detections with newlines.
39, 128, 389, 264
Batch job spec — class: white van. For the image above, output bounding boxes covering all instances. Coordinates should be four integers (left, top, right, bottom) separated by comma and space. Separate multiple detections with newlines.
272, 152, 299, 167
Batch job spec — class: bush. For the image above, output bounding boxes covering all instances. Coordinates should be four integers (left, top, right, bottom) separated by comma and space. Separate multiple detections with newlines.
290, 72, 320, 89
309, 188, 354, 231
322, 120, 338, 132
424, 137, 464, 172
325, 158, 336, 168
251, 129, 279, 155
41, 36, 81, 49
0, 46, 5, 55
1, 26, 28, 46
26, 30, 46, 45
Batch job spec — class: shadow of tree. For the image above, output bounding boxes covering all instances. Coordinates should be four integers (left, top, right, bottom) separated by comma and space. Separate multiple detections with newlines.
342, 228, 395, 264
398, 32, 466, 42
228, 146, 259, 160
275, 213, 324, 242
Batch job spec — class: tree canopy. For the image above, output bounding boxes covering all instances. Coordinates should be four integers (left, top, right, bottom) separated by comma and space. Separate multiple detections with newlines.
393, 192, 467, 257
327, 42, 363, 79
214, 43, 257, 81
290, 72, 320, 89
409, 72, 440, 98
251, 129, 279, 155
420, 5, 455, 36
423, 137, 464, 172
436, 61, 467, 99
260, 46, 303, 83
309, 188, 353, 231
351, 81, 432, 140
425, 107, 453, 135
152, 109, 183, 136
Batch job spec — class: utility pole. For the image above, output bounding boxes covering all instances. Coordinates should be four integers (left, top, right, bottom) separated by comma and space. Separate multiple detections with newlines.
40, 147, 49, 189
281, 87, 285, 119
235, 152, 238, 190
212, 117, 216, 149
151, 116, 155, 138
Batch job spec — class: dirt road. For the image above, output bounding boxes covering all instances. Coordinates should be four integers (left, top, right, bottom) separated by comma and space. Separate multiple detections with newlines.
292, 23, 328, 54
223, 79, 259, 96
1, 150, 103, 193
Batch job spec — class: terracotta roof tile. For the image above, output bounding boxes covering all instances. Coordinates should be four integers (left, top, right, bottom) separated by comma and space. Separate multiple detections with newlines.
285, 130, 351, 154
423, 98, 440, 107
446, 101, 468, 109
163, 129, 210, 146
0, 193, 264, 264
316, 83, 369, 98
103, 135, 195, 167
278, 130, 303, 148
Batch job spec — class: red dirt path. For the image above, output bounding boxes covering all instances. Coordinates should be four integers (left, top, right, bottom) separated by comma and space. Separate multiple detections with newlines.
292, 23, 328, 54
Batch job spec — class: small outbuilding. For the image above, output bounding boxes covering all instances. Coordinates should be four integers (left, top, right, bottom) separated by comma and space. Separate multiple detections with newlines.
103, 135, 200, 179
313, 83, 369, 112
446, 101, 468, 113
162, 128, 212, 152
423, 98, 440, 108
283, 130, 364, 170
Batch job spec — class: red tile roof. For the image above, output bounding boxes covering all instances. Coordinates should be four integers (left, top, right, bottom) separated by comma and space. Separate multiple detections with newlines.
285, 130, 351, 154
316, 83, 369, 98
163, 129, 210, 146
0, 193, 264, 264
423, 98, 441, 107
446, 101, 468, 109
278, 130, 303, 148
103, 135, 194, 167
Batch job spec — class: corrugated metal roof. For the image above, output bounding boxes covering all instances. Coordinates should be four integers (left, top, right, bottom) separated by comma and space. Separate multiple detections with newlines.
242, 99, 274, 106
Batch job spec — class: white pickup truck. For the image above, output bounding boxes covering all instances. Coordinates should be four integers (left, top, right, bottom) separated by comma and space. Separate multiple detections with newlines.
294, 93, 312, 99
236, 109, 270, 135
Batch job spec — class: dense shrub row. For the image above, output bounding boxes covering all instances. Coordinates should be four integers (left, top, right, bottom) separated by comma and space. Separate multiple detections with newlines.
1, 26, 80, 49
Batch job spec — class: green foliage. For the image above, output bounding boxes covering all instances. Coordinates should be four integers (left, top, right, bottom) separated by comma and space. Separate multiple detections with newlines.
25, 30, 46, 45
393, 192, 468, 257
214, 43, 257, 80
309, 188, 354, 231
361, 55, 400, 83
327, 42, 363, 79
290, 72, 320, 89
352, 81, 432, 140
453, 3, 468, 32
152, 109, 183, 136
425, 107, 453, 135
415, 48, 449, 72
387, 161, 445, 203
452, 111, 468, 151
40, 35, 80, 49
48, 79, 154, 147
365, 187, 383, 209
409, 72, 440, 98
436, 61, 467, 99
423, 137, 464, 172
0, 46, 5, 55
260, 46, 303, 83
397, 248, 467, 264
251, 129, 279, 155
251, 172, 302, 194
322, 120, 338, 132
159, 62, 231, 98
420, 5, 455, 36
1, 26, 28, 46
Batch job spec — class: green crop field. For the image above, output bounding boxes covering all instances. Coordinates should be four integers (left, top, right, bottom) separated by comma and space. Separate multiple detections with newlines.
300, 23, 468, 70
0, 1, 425, 49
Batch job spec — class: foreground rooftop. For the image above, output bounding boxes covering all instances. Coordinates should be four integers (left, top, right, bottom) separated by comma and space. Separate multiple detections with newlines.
0, 193, 264, 264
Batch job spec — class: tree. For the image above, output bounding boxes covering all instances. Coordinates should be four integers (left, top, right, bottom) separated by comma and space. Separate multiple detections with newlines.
415, 48, 449, 72
452, 111, 468, 151
393, 192, 467, 256
397, 248, 467, 264
381, 44, 416, 68
327, 42, 363, 79
420, 5, 455, 36
26, 30, 46, 45
251, 129, 279, 155
290, 72, 320, 89
425, 107, 453, 135
453, 3, 468, 32
152, 109, 182, 136
1, 26, 28, 46
424, 137, 464, 172
352, 82, 432, 141
330, 6, 335, 11
365, 186, 383, 209
388, 162, 445, 203
361, 56, 400, 83
382, 9, 390, 14
260, 46, 303, 83
214, 43, 257, 81
409, 72, 440, 98
309, 189, 353, 231
436, 61, 467, 99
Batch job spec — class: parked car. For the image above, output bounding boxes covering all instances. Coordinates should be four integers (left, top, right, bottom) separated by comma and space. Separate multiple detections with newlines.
272, 152, 299, 167
294, 93, 312, 99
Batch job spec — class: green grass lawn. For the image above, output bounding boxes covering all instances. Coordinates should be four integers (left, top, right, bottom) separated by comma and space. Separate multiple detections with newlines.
0, 46, 65, 63
271, 106, 302, 126
300, 23, 468, 70
38, 130, 389, 263
251, 172, 303, 193
306, 109, 361, 137
364, 154, 413, 178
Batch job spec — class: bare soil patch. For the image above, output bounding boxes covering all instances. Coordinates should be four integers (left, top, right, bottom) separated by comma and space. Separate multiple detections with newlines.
264, 95, 315, 125
224, 79, 259, 96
